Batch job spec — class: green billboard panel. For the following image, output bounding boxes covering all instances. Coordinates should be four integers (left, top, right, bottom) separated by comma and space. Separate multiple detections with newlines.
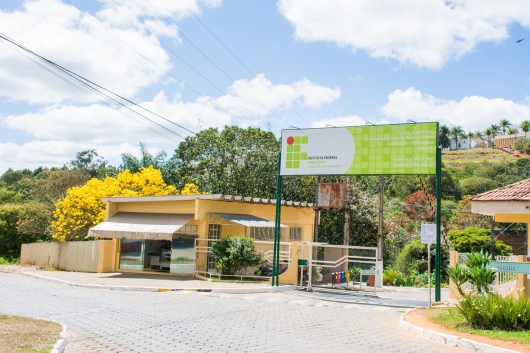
280, 122, 438, 176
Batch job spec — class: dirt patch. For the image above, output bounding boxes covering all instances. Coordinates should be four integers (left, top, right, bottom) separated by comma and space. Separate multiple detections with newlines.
0, 314, 62, 353
405, 309, 530, 353
0, 265, 37, 273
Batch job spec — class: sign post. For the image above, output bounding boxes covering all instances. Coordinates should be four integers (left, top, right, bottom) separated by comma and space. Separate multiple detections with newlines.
421, 223, 436, 308
275, 123, 441, 296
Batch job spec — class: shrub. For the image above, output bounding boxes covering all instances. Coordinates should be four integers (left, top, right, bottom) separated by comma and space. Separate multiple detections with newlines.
460, 177, 497, 195
394, 238, 449, 275
458, 293, 530, 330
525, 141, 530, 155
514, 137, 529, 152
211, 236, 262, 275
383, 269, 399, 285
448, 227, 512, 255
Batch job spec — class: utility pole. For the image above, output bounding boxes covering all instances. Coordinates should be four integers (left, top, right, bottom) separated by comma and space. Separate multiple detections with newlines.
344, 176, 351, 272
490, 216, 495, 260
376, 175, 384, 287
314, 176, 320, 242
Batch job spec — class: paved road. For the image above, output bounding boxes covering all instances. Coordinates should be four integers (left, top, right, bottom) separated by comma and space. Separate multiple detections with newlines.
0, 273, 465, 353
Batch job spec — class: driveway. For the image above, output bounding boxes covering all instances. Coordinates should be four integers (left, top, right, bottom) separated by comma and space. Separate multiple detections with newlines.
0, 272, 465, 353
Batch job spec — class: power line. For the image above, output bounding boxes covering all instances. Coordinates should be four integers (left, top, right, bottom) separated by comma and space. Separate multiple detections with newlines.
0, 33, 183, 143
143, 0, 295, 129
177, 0, 310, 125
64, 0, 257, 129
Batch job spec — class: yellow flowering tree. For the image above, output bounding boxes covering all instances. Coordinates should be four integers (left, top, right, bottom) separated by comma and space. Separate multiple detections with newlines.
51, 166, 199, 242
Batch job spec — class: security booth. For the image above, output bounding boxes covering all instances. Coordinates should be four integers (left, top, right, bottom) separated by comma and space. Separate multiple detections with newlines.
87, 194, 315, 278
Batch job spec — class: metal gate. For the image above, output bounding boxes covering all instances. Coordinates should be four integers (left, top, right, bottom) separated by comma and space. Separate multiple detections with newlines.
298, 242, 380, 291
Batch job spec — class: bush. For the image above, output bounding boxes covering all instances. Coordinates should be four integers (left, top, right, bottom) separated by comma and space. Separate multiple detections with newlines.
460, 177, 497, 195
525, 141, 530, 155
211, 236, 262, 275
383, 269, 399, 285
394, 238, 449, 276
458, 293, 530, 330
448, 227, 512, 255
514, 137, 529, 152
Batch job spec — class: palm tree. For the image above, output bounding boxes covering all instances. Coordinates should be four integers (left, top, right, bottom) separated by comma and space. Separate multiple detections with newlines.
439, 124, 451, 149
474, 130, 484, 148
467, 132, 475, 149
450, 126, 465, 150
499, 119, 511, 135
520, 120, 530, 136
484, 127, 493, 148
490, 124, 500, 147
507, 127, 519, 150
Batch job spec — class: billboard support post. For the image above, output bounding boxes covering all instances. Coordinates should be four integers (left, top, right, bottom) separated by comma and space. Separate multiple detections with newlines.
435, 144, 442, 301
272, 153, 283, 286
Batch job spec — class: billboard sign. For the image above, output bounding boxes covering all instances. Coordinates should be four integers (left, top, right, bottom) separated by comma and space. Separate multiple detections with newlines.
280, 123, 437, 176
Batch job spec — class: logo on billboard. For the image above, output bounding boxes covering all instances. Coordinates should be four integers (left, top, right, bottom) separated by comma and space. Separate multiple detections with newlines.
285, 136, 308, 168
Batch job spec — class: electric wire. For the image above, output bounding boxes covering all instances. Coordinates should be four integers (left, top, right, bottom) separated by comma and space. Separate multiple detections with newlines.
177, 0, 311, 125
108, 0, 270, 129
0, 33, 182, 143
64, 0, 256, 129
143, 0, 294, 129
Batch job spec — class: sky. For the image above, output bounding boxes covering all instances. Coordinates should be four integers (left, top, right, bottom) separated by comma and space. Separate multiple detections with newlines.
1, 0, 530, 173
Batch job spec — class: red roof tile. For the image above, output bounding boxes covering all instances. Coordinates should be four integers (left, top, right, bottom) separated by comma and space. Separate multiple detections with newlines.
471, 178, 530, 201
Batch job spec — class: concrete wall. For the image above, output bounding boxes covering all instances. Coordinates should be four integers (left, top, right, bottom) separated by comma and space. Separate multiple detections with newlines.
20, 240, 117, 273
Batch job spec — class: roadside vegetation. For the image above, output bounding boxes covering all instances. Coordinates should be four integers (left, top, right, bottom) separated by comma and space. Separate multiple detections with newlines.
1, 123, 529, 281
0, 314, 62, 353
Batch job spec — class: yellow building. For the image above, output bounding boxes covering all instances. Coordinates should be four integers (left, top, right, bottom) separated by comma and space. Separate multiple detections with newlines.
87, 194, 315, 276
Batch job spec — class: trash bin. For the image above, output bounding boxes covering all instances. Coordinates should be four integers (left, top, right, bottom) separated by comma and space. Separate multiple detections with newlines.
367, 275, 375, 287
345, 271, 350, 283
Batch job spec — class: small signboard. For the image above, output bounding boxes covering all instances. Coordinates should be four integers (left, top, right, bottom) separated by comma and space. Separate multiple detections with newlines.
490, 261, 530, 274
421, 224, 437, 244
298, 259, 308, 266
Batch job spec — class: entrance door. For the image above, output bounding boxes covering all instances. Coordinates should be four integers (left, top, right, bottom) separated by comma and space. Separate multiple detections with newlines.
170, 234, 196, 275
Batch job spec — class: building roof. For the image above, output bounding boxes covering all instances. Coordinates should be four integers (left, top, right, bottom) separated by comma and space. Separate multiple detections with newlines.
471, 178, 530, 201
101, 194, 315, 208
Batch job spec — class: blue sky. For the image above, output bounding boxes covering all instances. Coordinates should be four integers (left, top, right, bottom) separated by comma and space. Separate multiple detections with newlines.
1, 0, 529, 172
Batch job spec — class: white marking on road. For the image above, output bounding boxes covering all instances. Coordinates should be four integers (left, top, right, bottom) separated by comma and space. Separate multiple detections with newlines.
290, 300, 307, 305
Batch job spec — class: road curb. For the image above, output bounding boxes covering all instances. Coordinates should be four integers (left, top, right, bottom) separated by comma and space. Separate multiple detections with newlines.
399, 310, 521, 353
22, 272, 295, 294
50, 323, 68, 353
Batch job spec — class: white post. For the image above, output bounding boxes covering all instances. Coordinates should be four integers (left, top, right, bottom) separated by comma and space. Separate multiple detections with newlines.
307, 243, 313, 291
375, 260, 383, 288
427, 243, 431, 308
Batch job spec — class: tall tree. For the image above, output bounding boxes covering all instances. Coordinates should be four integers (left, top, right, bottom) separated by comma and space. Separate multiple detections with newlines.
507, 127, 519, 149
484, 127, 493, 148
68, 149, 108, 178
438, 124, 451, 149
474, 130, 484, 148
520, 120, 530, 134
499, 119, 512, 135
467, 131, 475, 149
450, 126, 465, 150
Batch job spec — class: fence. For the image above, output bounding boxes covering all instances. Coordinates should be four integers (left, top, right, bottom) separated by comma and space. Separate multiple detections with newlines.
194, 238, 292, 277
454, 252, 519, 297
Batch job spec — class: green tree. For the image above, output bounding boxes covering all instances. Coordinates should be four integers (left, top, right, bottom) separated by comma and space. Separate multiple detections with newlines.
507, 127, 518, 149
484, 127, 494, 148
68, 149, 109, 178
1, 169, 24, 186
439, 124, 451, 149
211, 236, 262, 275
520, 120, 530, 134
450, 126, 465, 150
0, 203, 48, 261
499, 119, 512, 135
394, 238, 449, 275
473, 130, 484, 148
448, 227, 512, 255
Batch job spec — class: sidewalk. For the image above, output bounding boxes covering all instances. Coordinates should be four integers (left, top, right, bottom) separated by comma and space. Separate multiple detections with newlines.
22, 269, 294, 294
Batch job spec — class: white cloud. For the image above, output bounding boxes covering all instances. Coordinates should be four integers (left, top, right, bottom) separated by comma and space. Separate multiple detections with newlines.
0, 74, 339, 172
278, 0, 530, 69
310, 115, 389, 128
0, 141, 140, 172
0, 0, 220, 104
381, 87, 530, 131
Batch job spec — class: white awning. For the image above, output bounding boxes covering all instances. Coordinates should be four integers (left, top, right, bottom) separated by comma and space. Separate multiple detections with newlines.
88, 212, 194, 240
210, 213, 287, 228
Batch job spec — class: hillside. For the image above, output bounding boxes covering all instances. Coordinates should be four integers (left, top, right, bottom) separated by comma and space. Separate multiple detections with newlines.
442, 148, 518, 168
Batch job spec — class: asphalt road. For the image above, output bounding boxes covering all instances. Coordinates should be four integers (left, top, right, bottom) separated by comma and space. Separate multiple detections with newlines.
0, 273, 466, 353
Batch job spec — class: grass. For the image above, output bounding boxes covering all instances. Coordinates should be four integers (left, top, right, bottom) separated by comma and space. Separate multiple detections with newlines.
428, 309, 530, 345
442, 148, 516, 166
0, 257, 18, 265
0, 314, 62, 353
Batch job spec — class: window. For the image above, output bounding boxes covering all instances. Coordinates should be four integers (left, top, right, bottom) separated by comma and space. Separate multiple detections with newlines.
208, 224, 220, 239
177, 225, 198, 234
250, 227, 274, 240
289, 227, 303, 241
